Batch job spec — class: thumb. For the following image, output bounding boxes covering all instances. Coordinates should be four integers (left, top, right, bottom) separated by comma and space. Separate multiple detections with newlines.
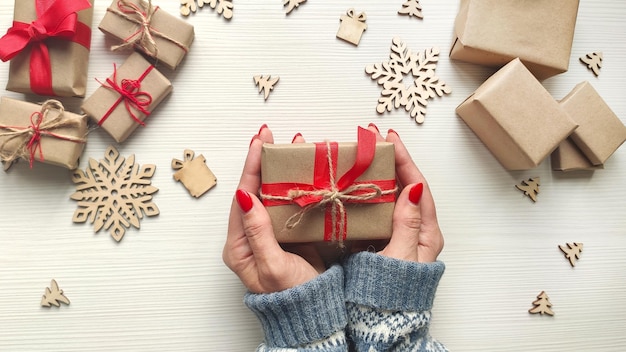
235, 189, 283, 262
382, 183, 423, 262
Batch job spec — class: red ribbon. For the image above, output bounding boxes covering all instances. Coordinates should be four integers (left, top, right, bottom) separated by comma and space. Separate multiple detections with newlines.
261, 127, 396, 241
97, 64, 154, 126
0, 0, 92, 96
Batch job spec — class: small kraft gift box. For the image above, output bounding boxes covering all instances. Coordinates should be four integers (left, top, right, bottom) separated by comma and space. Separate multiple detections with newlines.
0, 97, 87, 170
81, 52, 173, 143
0, 0, 94, 97
450, 0, 580, 80
260, 127, 396, 250
99, 0, 195, 70
336, 8, 367, 46
456, 58, 578, 171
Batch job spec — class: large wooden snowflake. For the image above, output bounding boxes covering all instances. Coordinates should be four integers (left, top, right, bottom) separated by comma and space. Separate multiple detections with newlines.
70, 146, 160, 242
366, 37, 451, 124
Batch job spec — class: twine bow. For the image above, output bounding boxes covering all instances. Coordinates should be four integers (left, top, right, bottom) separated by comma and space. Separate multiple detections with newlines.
171, 149, 195, 170
97, 63, 154, 126
108, 0, 190, 57
0, 100, 86, 169
346, 8, 366, 22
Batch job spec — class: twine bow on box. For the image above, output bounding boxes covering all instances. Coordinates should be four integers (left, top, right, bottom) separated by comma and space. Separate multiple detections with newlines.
346, 8, 367, 23
261, 127, 396, 243
0, 100, 86, 169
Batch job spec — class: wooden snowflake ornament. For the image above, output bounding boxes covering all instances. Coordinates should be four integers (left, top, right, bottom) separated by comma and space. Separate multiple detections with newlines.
337, 9, 367, 46
365, 38, 451, 123
284, 0, 306, 15
529, 291, 554, 316
559, 242, 583, 267
398, 0, 423, 19
41, 280, 70, 307
181, 0, 233, 20
70, 146, 160, 242
172, 149, 217, 198
580, 52, 603, 76
254, 75, 279, 100
516, 177, 540, 202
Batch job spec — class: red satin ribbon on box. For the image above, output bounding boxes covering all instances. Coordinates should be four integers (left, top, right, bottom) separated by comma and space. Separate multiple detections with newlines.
96, 64, 154, 126
261, 127, 396, 242
0, 0, 92, 96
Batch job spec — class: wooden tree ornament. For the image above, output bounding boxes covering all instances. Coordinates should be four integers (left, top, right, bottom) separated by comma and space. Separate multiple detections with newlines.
398, 0, 423, 19
70, 146, 160, 242
559, 242, 583, 267
284, 0, 306, 15
254, 75, 279, 100
580, 52, 602, 76
336, 9, 367, 46
41, 280, 70, 307
516, 177, 540, 202
529, 291, 554, 316
172, 149, 217, 198
180, 0, 233, 19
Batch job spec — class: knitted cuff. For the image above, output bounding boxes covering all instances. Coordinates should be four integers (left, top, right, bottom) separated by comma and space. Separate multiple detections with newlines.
244, 265, 347, 348
344, 251, 445, 312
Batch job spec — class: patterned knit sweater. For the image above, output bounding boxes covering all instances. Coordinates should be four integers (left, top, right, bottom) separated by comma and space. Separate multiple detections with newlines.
244, 252, 447, 351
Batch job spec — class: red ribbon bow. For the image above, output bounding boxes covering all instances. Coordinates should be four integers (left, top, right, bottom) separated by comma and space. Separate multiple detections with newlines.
0, 0, 92, 96
97, 64, 154, 126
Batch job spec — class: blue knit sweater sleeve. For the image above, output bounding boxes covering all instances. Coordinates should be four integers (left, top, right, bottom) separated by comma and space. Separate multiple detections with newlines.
344, 252, 448, 352
244, 264, 348, 351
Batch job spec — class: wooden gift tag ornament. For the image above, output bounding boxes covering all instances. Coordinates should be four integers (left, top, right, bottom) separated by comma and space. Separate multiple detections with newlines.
180, 0, 233, 20
172, 149, 217, 198
41, 280, 70, 307
254, 76, 279, 100
516, 177, 540, 202
71, 146, 159, 242
336, 9, 367, 46
559, 242, 583, 267
580, 52, 602, 76
529, 291, 554, 316
398, 0, 423, 19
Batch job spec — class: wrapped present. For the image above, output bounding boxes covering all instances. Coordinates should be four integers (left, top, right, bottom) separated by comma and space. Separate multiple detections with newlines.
81, 52, 173, 143
558, 81, 626, 166
260, 127, 396, 244
551, 138, 603, 172
456, 58, 578, 170
99, 0, 194, 70
450, 0, 579, 80
0, 0, 94, 97
336, 8, 367, 46
0, 97, 87, 170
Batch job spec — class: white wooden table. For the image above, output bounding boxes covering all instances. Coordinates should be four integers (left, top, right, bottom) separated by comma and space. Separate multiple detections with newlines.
1, 1, 625, 351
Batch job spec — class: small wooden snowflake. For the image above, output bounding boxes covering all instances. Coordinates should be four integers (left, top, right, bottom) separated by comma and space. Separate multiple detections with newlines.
181, 0, 233, 20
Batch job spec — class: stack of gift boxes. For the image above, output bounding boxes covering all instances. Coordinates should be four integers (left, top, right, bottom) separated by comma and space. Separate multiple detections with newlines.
452, 0, 626, 172
0, 0, 194, 169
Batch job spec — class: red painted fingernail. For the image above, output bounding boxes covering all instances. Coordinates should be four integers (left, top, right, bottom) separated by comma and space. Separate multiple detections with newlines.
408, 183, 424, 204
235, 189, 253, 213
368, 123, 380, 133
249, 134, 260, 147
291, 132, 302, 143
388, 128, 399, 137
258, 124, 268, 135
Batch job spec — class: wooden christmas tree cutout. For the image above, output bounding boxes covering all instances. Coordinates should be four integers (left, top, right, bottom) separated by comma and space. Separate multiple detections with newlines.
172, 149, 217, 198
529, 291, 554, 316
284, 0, 306, 15
70, 146, 160, 242
559, 242, 583, 267
181, 0, 233, 20
254, 75, 279, 100
516, 177, 540, 202
41, 280, 70, 307
398, 0, 423, 19
336, 9, 367, 46
365, 38, 451, 123
580, 52, 602, 76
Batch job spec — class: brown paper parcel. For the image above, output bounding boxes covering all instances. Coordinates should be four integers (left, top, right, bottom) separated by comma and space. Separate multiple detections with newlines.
456, 58, 578, 170
0, 97, 87, 169
261, 142, 395, 243
82, 52, 172, 143
558, 81, 626, 166
551, 138, 603, 172
99, 0, 194, 70
450, 0, 579, 80
6, 0, 94, 97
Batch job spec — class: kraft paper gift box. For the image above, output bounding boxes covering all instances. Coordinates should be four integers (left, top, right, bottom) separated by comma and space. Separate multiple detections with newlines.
557, 81, 626, 166
0, 97, 87, 170
450, 0, 579, 80
260, 127, 396, 244
99, 0, 194, 70
81, 52, 172, 143
456, 58, 578, 170
551, 138, 602, 172
0, 0, 94, 97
